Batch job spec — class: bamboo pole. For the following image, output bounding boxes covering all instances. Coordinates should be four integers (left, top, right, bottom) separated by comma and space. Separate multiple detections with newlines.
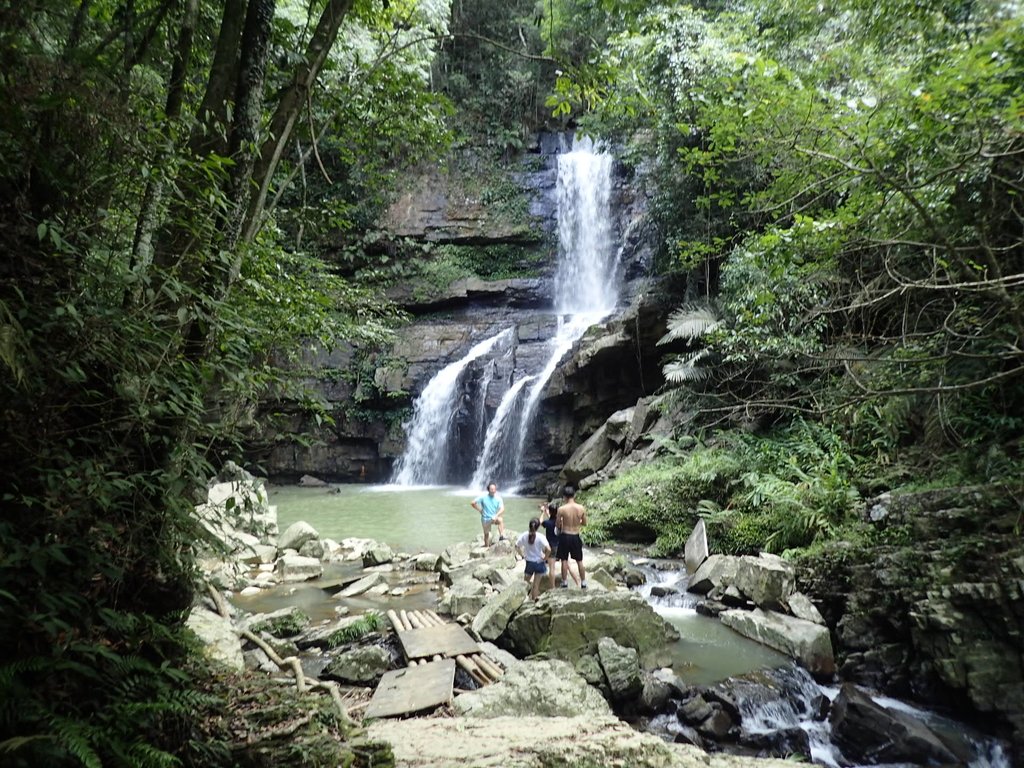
455, 655, 488, 686
474, 654, 504, 680
386, 609, 405, 633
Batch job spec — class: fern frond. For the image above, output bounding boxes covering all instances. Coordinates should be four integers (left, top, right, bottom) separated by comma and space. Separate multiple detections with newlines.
658, 305, 720, 345
663, 350, 711, 383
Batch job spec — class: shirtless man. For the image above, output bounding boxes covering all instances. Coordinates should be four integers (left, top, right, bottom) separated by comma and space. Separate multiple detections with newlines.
555, 485, 587, 589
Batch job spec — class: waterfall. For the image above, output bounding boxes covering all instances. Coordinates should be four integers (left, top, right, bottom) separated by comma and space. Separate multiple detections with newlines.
392, 329, 511, 485
469, 375, 535, 490
470, 136, 618, 489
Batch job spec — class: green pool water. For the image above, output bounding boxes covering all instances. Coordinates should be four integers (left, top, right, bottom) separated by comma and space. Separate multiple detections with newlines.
267, 483, 543, 554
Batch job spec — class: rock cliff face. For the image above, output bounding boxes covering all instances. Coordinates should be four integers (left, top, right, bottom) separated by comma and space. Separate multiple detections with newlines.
253, 136, 667, 487
797, 485, 1024, 758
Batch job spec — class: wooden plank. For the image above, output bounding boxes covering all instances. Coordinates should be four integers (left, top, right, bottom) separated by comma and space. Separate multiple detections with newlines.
364, 659, 456, 719
397, 623, 480, 660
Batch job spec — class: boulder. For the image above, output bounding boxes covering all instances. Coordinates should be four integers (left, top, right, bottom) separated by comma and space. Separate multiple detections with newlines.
447, 578, 488, 617
733, 554, 794, 610
370, 714, 800, 768
185, 607, 243, 671
298, 474, 327, 487
323, 645, 390, 685
684, 519, 709, 574
337, 571, 386, 597
472, 581, 528, 641
362, 541, 395, 567
242, 606, 309, 637
296, 613, 380, 650
273, 554, 323, 582
829, 683, 959, 764
719, 609, 835, 679
277, 521, 320, 552
298, 539, 325, 560
639, 671, 673, 713
503, 590, 679, 662
238, 543, 278, 566
414, 552, 441, 571
689, 554, 795, 610
597, 637, 643, 703
562, 421, 615, 484
786, 592, 825, 626
454, 659, 612, 718
689, 555, 740, 595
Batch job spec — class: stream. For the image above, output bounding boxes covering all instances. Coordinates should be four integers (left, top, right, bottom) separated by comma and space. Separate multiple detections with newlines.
246, 484, 1010, 768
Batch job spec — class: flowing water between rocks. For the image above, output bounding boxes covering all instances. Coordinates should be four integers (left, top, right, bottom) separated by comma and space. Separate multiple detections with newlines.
245, 486, 1010, 768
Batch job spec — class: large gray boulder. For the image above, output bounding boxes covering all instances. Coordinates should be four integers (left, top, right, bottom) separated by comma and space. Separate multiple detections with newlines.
277, 521, 320, 552
369, 715, 799, 768
503, 590, 679, 662
689, 553, 795, 610
274, 554, 323, 582
186, 607, 244, 671
719, 608, 835, 679
689, 555, 740, 595
597, 637, 642, 703
446, 578, 488, 617
684, 519, 709, 574
733, 554, 795, 610
323, 645, 390, 685
472, 581, 528, 641
787, 592, 825, 625
561, 421, 615, 484
362, 541, 395, 567
337, 571, 386, 597
454, 659, 612, 718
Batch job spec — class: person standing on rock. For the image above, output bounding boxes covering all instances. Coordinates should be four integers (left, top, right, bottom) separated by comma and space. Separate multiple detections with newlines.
516, 518, 551, 600
540, 500, 579, 589
556, 485, 587, 589
471, 481, 506, 547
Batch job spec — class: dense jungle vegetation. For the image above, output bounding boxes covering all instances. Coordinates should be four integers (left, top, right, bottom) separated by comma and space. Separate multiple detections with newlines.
0, 0, 1020, 765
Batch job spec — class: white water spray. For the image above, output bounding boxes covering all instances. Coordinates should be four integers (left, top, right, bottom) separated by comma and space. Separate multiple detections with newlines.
392, 329, 511, 485
471, 136, 618, 489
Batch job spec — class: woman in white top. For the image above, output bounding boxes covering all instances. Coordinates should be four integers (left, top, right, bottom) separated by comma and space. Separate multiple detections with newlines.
515, 518, 551, 600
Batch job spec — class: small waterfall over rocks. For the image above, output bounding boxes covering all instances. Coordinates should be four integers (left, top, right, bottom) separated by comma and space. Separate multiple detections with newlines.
392, 328, 512, 485
395, 135, 621, 490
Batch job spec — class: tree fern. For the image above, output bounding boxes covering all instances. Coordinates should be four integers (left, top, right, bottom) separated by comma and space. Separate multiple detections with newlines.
658, 304, 721, 345
663, 349, 712, 383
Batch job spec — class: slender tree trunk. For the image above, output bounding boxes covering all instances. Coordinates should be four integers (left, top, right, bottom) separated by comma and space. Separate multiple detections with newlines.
240, 0, 355, 243
189, 0, 247, 159
127, 0, 199, 304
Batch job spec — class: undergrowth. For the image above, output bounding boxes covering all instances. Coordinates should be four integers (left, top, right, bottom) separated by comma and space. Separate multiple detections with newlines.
584, 419, 862, 556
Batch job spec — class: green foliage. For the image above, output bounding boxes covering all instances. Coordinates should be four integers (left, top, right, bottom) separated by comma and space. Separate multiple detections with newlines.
0, 0, 445, 762
325, 611, 386, 648
434, 0, 556, 147
550, 0, 1023, 490
587, 420, 859, 556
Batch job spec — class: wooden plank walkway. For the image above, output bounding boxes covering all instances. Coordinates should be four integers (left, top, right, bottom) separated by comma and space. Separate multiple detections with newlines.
398, 623, 480, 660
364, 659, 456, 719
363, 608, 507, 718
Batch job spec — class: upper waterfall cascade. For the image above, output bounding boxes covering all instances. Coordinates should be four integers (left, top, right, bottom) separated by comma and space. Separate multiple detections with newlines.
394, 136, 619, 489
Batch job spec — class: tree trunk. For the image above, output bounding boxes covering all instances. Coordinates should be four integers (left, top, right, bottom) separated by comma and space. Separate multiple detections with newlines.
240, 0, 355, 244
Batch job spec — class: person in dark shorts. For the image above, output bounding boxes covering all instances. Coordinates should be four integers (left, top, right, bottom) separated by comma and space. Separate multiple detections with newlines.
555, 485, 588, 589
515, 518, 551, 600
540, 500, 579, 589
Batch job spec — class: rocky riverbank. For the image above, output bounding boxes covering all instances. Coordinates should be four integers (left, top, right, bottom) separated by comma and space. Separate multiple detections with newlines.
184, 466, 1012, 766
